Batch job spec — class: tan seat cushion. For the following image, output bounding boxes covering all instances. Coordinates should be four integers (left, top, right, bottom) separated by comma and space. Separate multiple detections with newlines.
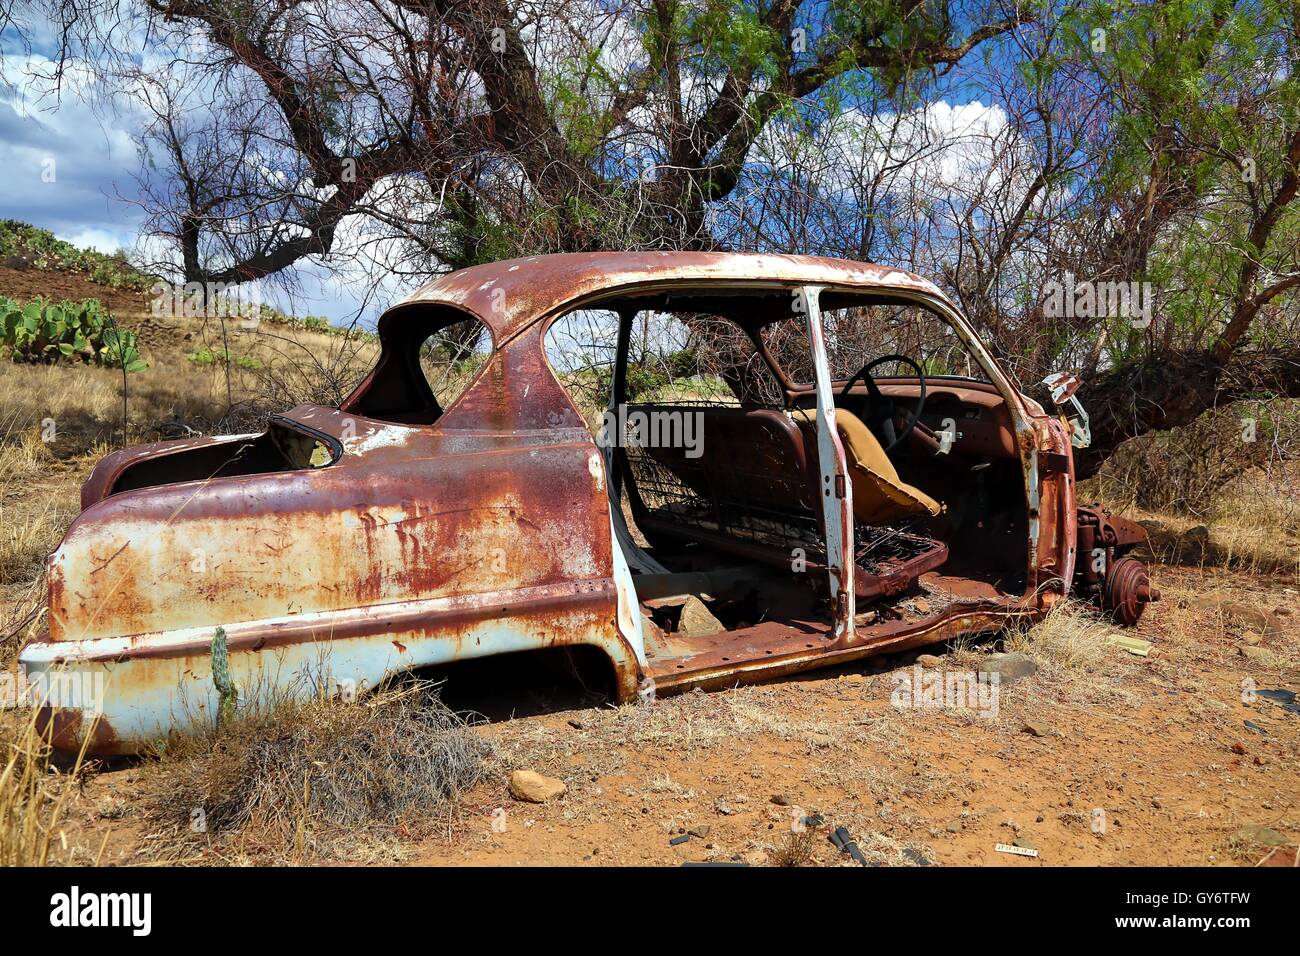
793, 407, 943, 524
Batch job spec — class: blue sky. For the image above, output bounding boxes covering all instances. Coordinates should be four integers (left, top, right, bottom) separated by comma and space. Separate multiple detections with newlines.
0, 33, 379, 327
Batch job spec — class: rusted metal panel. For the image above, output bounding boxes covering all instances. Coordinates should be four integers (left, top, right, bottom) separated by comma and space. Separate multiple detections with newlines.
391, 252, 953, 343
19, 251, 1111, 754
25, 313, 644, 751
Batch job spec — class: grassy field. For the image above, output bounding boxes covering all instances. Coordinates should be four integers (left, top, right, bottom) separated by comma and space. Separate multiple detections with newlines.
1, 261, 1297, 867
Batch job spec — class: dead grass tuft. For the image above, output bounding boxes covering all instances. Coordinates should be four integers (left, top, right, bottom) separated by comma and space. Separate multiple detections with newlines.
145, 679, 492, 862
998, 600, 1143, 710
0, 708, 94, 866
770, 827, 816, 867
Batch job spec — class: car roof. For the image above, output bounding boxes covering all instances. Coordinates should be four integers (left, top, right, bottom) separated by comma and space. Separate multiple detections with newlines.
379, 251, 949, 340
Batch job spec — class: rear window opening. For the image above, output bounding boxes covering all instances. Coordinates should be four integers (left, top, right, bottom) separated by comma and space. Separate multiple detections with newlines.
106, 419, 339, 498
340, 305, 491, 426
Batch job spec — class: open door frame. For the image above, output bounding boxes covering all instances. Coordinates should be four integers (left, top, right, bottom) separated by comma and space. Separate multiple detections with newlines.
800, 285, 856, 643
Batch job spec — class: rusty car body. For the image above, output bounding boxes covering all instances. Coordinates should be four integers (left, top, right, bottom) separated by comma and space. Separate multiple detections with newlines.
20, 252, 1157, 753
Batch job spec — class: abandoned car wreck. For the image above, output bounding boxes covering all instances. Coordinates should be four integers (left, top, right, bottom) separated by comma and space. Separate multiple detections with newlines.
20, 251, 1158, 753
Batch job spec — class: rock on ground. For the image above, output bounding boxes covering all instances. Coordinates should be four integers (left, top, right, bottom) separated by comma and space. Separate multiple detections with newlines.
1220, 602, 1285, 639
978, 652, 1038, 682
509, 770, 567, 803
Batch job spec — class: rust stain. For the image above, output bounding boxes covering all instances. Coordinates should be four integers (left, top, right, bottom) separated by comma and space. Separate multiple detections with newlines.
22, 251, 1147, 755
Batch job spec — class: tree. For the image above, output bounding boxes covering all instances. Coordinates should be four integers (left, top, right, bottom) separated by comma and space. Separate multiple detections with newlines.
18, 0, 1300, 480
27, 0, 1027, 284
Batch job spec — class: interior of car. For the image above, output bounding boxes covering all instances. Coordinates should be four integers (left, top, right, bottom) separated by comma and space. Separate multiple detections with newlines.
552, 286, 1033, 664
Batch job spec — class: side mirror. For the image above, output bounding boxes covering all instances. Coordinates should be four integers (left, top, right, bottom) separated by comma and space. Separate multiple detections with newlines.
1040, 372, 1091, 448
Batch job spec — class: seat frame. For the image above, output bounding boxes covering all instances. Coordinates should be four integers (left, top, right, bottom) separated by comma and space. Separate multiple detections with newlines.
618, 403, 948, 599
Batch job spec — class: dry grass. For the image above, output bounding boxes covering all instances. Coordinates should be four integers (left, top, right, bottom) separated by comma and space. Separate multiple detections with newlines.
243, 326, 377, 411
1, 497, 70, 585
144, 679, 492, 863
997, 600, 1143, 710
770, 826, 817, 866
0, 417, 76, 592
0, 708, 95, 866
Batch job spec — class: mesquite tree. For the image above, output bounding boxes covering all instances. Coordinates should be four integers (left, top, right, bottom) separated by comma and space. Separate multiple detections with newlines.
13, 0, 1300, 476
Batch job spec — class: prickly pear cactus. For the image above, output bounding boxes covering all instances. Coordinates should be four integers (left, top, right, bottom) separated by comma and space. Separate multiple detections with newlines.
211, 626, 238, 728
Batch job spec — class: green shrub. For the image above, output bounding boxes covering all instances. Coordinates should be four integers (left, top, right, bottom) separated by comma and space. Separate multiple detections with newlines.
186, 347, 261, 369
1, 295, 148, 371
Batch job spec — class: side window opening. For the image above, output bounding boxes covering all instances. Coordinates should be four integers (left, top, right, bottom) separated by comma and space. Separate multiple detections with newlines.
545, 305, 784, 430
637, 312, 782, 409
544, 307, 622, 432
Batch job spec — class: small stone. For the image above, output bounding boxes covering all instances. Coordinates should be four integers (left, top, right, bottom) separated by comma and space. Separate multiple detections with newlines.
1020, 720, 1049, 738
1230, 742, 1246, 756
567, 718, 585, 730
1014, 835, 1038, 852
1221, 602, 1284, 639
508, 770, 566, 803
688, 825, 711, 839
770, 793, 793, 806
743, 850, 768, 866
1240, 646, 1278, 667
1233, 824, 1287, 847
916, 654, 944, 668
946, 822, 960, 834
978, 652, 1038, 683
715, 799, 734, 816
1241, 630, 1264, 646
913, 598, 931, 613
840, 673, 867, 685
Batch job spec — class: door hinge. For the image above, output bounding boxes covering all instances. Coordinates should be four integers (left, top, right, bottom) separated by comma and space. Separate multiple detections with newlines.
835, 474, 846, 498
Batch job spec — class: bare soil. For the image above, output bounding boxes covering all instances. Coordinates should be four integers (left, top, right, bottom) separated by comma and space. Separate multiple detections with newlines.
2, 264, 1297, 868
20, 564, 1298, 867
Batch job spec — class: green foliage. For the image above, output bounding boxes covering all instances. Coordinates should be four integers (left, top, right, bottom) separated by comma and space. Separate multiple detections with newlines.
210, 627, 238, 729
254, 303, 375, 342
590, 347, 702, 402
186, 347, 262, 370
624, 360, 670, 400
0, 220, 155, 292
0, 295, 148, 371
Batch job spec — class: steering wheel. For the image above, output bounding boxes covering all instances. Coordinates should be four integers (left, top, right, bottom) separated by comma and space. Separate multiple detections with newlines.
839, 353, 928, 453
